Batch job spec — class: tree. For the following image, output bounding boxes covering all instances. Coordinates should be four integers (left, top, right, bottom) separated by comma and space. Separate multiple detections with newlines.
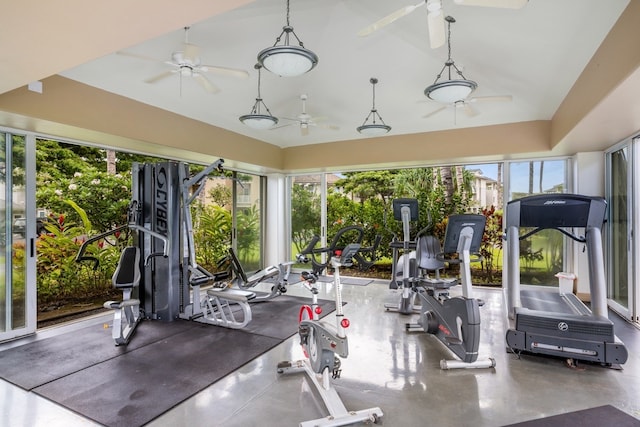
291, 184, 320, 254
36, 140, 169, 233
334, 170, 397, 204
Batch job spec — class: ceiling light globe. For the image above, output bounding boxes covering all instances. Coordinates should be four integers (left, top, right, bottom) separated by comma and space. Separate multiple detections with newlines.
425, 79, 477, 104
357, 124, 391, 136
258, 45, 318, 77
239, 114, 279, 130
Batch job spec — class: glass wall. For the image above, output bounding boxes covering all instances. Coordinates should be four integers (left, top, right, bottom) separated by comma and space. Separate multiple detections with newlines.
234, 173, 265, 271
289, 174, 323, 267
507, 159, 568, 286
283, 160, 567, 284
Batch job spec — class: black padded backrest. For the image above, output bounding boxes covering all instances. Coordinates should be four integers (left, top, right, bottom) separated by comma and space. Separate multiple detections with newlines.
416, 235, 445, 271
112, 246, 141, 289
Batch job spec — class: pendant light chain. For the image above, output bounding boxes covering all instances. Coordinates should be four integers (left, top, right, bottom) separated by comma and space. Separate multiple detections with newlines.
286, 0, 290, 26
432, 16, 468, 84
446, 18, 452, 79
371, 79, 377, 111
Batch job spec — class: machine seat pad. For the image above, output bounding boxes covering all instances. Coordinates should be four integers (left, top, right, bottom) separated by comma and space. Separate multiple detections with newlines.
207, 288, 256, 302
103, 299, 140, 310
419, 277, 457, 289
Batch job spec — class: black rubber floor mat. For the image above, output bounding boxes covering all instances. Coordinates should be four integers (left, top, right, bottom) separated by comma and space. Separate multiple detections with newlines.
0, 294, 336, 426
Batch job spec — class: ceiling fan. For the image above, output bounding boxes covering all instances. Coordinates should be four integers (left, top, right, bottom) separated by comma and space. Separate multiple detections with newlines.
117, 26, 249, 94
272, 94, 339, 136
422, 95, 512, 120
358, 0, 528, 49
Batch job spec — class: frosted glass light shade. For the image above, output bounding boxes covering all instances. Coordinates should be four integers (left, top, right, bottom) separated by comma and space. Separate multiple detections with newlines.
425, 79, 477, 104
258, 45, 318, 77
239, 114, 279, 129
357, 123, 391, 136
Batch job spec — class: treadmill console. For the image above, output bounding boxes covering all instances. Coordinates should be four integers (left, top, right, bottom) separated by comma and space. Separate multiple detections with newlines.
507, 193, 606, 229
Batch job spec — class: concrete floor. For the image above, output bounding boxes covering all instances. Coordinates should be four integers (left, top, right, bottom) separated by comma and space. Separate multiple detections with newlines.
1, 279, 639, 427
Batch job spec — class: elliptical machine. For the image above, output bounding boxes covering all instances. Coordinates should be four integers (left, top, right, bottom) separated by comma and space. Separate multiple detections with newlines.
384, 198, 421, 314
277, 243, 383, 427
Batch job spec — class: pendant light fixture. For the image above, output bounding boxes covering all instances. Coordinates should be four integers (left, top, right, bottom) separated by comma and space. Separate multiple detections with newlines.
257, 0, 318, 77
424, 16, 477, 104
239, 64, 279, 130
357, 77, 391, 136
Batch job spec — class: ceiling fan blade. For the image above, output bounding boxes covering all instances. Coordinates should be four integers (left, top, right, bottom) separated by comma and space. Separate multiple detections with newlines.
116, 51, 162, 63
357, 1, 426, 37
270, 122, 297, 130
193, 73, 220, 93
427, 10, 445, 49
461, 103, 479, 117
144, 70, 176, 84
182, 43, 200, 62
318, 123, 340, 131
423, 105, 447, 118
453, 0, 528, 9
200, 65, 249, 79
468, 95, 513, 103
280, 117, 303, 123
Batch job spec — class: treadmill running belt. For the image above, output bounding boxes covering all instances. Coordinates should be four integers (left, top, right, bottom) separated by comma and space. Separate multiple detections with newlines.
520, 289, 590, 315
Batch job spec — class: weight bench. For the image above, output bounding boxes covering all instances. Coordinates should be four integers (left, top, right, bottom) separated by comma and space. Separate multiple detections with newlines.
103, 246, 142, 346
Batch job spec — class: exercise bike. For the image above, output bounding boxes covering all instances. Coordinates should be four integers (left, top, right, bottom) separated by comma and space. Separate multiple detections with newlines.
277, 243, 383, 427
402, 203, 495, 369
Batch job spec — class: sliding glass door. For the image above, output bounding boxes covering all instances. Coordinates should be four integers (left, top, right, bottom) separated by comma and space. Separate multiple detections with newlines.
1, 131, 36, 342
606, 141, 635, 321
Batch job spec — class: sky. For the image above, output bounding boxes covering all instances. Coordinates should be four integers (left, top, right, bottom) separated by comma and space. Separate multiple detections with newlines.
470, 160, 565, 194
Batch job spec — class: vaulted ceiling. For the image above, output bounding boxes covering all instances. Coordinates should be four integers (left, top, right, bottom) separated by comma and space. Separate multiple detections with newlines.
1, 0, 639, 172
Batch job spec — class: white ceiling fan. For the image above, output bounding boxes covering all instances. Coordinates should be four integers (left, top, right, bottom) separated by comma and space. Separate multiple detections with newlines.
423, 95, 512, 121
117, 26, 249, 94
358, 0, 528, 49
272, 94, 339, 136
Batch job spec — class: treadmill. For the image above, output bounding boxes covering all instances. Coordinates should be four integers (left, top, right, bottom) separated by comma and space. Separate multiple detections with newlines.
504, 193, 628, 365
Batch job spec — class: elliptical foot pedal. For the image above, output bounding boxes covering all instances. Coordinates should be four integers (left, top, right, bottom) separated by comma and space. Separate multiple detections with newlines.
444, 336, 463, 345
477, 298, 485, 307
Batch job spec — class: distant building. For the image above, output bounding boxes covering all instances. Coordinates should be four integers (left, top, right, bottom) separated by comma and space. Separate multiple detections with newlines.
468, 169, 500, 212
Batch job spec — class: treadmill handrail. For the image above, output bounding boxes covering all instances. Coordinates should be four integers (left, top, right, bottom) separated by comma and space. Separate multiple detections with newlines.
519, 226, 586, 243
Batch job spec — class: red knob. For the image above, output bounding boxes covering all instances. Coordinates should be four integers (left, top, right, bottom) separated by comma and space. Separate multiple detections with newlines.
315, 306, 323, 315
341, 318, 350, 328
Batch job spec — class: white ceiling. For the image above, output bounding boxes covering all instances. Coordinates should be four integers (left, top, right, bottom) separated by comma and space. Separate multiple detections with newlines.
58, 0, 628, 149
